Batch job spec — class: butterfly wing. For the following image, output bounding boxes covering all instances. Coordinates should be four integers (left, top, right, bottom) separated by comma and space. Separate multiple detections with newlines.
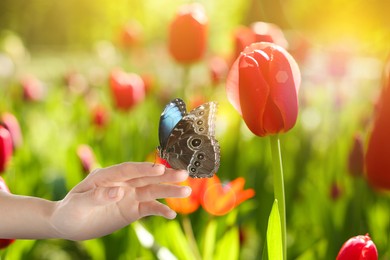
163, 102, 220, 178
158, 98, 187, 150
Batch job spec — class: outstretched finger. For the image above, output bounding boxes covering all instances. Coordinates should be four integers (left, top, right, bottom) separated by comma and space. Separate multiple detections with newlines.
94, 162, 167, 183
138, 201, 177, 219
135, 184, 191, 202
127, 169, 188, 188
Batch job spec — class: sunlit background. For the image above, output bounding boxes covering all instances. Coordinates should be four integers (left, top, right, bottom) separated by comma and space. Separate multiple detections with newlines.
1, 0, 390, 259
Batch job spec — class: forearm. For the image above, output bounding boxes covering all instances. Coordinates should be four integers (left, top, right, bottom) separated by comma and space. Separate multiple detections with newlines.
0, 191, 60, 239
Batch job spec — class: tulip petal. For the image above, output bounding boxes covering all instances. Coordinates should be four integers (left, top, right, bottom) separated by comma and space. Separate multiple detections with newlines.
267, 45, 300, 132
238, 54, 270, 136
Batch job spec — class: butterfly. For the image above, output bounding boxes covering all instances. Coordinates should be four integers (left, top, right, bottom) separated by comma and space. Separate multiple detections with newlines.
158, 98, 220, 178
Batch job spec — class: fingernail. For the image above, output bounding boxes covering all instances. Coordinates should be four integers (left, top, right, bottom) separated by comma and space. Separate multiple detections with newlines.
183, 186, 192, 196
108, 187, 119, 199
167, 211, 177, 219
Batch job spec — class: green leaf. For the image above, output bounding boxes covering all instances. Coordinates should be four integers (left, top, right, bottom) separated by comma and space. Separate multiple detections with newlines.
202, 220, 217, 260
214, 226, 239, 260
267, 199, 283, 260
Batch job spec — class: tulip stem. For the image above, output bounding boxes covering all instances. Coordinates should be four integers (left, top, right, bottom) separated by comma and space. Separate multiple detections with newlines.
182, 216, 202, 260
270, 134, 286, 260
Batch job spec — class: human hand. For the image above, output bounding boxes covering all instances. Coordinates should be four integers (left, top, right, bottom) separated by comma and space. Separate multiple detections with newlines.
50, 162, 190, 241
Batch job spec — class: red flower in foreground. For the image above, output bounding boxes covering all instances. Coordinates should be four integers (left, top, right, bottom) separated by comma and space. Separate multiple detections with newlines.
1, 112, 23, 149
0, 176, 15, 249
365, 60, 390, 190
109, 69, 145, 111
226, 42, 301, 136
0, 126, 13, 174
337, 233, 378, 260
168, 3, 208, 64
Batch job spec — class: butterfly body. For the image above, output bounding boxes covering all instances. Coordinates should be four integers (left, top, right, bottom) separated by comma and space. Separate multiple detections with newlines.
158, 98, 220, 178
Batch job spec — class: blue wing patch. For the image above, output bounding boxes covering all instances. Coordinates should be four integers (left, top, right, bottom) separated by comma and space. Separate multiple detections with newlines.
158, 98, 186, 149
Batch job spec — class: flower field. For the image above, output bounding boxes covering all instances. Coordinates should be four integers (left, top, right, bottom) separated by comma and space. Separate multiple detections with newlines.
1, 0, 390, 259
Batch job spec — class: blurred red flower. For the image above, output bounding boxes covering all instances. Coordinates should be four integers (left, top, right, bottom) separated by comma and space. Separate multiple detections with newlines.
226, 42, 300, 137
109, 69, 145, 111
251, 22, 288, 49
208, 56, 228, 86
76, 144, 98, 174
201, 175, 255, 216
348, 134, 364, 177
1, 112, 23, 149
168, 3, 208, 64
232, 22, 288, 62
21, 75, 46, 102
365, 60, 390, 190
0, 126, 13, 174
0, 176, 15, 249
119, 20, 143, 48
91, 105, 109, 128
336, 233, 378, 260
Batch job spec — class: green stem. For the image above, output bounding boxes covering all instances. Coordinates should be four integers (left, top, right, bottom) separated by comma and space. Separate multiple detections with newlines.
270, 134, 286, 260
182, 216, 202, 260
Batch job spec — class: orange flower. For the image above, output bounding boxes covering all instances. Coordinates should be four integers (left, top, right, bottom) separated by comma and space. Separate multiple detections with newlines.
166, 178, 206, 215
201, 175, 255, 216
168, 3, 208, 64
226, 42, 301, 137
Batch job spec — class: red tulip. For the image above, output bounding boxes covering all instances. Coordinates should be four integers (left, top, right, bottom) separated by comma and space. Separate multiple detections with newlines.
337, 234, 378, 260
348, 134, 364, 177
0, 126, 13, 173
201, 175, 255, 216
1, 112, 23, 149
226, 42, 301, 136
365, 61, 390, 190
168, 3, 208, 64
109, 69, 145, 111
0, 176, 15, 249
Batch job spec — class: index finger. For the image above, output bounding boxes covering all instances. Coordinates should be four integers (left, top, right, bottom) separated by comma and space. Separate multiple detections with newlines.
94, 162, 167, 183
